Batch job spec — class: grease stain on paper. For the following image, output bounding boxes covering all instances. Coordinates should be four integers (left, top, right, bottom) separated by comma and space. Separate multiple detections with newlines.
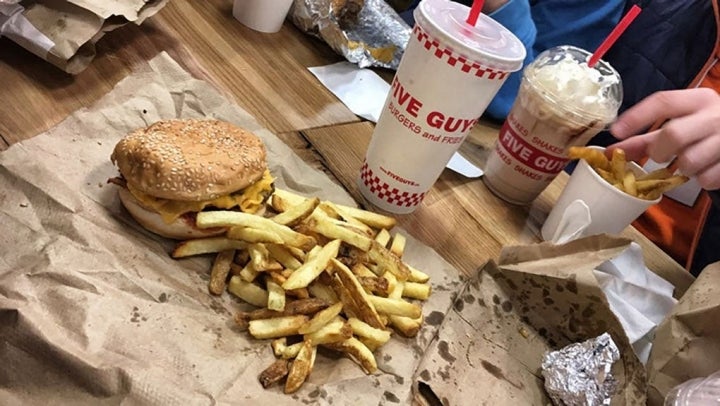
437, 341, 456, 363
481, 360, 524, 390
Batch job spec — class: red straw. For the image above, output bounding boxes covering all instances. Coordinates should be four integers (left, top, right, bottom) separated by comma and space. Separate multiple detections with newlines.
466, 0, 484, 26
588, 5, 642, 67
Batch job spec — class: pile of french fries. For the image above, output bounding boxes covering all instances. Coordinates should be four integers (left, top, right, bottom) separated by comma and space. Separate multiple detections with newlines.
568, 146, 689, 200
170, 189, 431, 394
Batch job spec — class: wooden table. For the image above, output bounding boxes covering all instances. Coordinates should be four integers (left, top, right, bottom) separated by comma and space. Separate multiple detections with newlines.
0, 0, 694, 296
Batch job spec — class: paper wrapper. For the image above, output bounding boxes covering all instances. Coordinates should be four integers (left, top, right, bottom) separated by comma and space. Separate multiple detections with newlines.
0, 0, 167, 74
646, 261, 720, 405
413, 235, 648, 405
0, 52, 463, 404
289, 0, 411, 69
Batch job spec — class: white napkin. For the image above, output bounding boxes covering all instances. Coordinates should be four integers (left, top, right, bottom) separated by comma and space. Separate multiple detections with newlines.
548, 202, 678, 364
308, 62, 484, 178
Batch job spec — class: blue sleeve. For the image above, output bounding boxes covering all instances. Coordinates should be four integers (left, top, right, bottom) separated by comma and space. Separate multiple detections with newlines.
484, 0, 536, 121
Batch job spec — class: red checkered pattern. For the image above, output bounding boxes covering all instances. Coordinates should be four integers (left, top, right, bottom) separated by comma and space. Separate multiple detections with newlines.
413, 25, 508, 80
360, 162, 425, 208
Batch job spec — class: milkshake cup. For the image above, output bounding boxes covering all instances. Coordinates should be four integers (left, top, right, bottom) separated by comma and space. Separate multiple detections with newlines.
483, 45, 623, 205
358, 0, 526, 214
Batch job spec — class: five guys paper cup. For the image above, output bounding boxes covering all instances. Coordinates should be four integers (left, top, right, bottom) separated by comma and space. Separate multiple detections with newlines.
358, 0, 525, 214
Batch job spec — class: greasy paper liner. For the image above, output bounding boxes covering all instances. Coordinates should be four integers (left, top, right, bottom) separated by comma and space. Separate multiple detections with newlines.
413, 236, 648, 405
0, 52, 462, 405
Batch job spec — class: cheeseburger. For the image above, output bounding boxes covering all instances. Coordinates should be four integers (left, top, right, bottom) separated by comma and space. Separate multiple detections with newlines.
109, 119, 274, 239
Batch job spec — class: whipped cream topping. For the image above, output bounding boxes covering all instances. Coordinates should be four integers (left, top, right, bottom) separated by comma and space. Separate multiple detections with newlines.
531, 55, 620, 118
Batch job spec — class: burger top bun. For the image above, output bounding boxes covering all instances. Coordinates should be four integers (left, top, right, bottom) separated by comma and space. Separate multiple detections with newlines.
118, 188, 226, 240
111, 119, 267, 201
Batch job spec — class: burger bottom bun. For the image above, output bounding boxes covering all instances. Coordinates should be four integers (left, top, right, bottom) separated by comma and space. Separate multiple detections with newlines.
118, 187, 226, 240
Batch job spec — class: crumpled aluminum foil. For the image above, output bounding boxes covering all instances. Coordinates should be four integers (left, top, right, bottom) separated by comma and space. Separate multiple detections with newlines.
289, 0, 411, 70
541, 333, 620, 406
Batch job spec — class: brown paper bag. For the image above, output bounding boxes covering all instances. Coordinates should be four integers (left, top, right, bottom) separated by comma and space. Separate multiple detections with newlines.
413, 235, 647, 405
1, 0, 167, 74
646, 262, 720, 405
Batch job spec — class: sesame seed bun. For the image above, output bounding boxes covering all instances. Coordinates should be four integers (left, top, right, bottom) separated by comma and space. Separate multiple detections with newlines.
118, 188, 226, 240
111, 119, 267, 201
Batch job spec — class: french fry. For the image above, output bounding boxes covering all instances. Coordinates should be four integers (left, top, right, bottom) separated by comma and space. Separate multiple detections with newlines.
331, 259, 385, 329
325, 337, 377, 374
594, 167, 616, 184
308, 281, 339, 304
282, 239, 341, 290
321, 201, 374, 236
267, 281, 286, 312
568, 146, 610, 171
236, 298, 328, 322
306, 217, 373, 251
235, 262, 259, 283
389, 233, 406, 258
272, 188, 309, 207
610, 148, 627, 182
298, 301, 344, 335
402, 282, 432, 300
171, 237, 247, 258
351, 263, 377, 278
389, 314, 423, 338
259, 359, 290, 388
368, 241, 411, 281
407, 265, 430, 284
286, 287, 310, 300
228, 276, 267, 307
266, 244, 303, 270
208, 249, 235, 295
367, 295, 422, 319
285, 340, 315, 394
248, 244, 271, 271
271, 197, 320, 227
272, 338, 304, 359
248, 315, 309, 340
348, 317, 391, 345
622, 171, 638, 197
357, 276, 390, 296
332, 205, 397, 230
637, 167, 673, 181
196, 211, 316, 250
227, 227, 283, 244
374, 229, 391, 247
304, 318, 353, 345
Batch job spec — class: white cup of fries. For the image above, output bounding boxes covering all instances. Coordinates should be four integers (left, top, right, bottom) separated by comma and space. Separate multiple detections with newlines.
542, 146, 688, 241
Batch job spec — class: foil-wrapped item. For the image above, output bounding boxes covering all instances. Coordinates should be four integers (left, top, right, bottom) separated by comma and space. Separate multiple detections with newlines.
289, 0, 411, 70
541, 333, 620, 406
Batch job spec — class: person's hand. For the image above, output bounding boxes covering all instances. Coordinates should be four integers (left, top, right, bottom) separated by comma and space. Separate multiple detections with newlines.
609, 88, 720, 190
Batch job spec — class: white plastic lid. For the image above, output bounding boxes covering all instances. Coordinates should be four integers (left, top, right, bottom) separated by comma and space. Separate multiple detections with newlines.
415, 0, 526, 72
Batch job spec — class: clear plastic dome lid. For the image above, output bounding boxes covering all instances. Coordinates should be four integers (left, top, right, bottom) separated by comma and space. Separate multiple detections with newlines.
414, 0, 526, 72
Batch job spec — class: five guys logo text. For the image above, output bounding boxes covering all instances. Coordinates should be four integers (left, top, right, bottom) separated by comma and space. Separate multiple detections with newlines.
497, 119, 568, 177
386, 77, 476, 144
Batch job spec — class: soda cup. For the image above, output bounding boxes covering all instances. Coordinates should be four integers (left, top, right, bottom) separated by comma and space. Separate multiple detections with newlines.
483, 45, 623, 205
358, 0, 525, 214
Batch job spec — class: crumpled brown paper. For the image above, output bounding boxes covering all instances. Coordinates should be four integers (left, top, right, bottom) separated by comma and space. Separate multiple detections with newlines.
413, 236, 648, 405
0, 0, 167, 74
0, 52, 462, 405
646, 261, 720, 405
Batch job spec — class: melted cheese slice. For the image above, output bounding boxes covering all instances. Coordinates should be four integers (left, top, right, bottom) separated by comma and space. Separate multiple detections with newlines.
127, 170, 274, 224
